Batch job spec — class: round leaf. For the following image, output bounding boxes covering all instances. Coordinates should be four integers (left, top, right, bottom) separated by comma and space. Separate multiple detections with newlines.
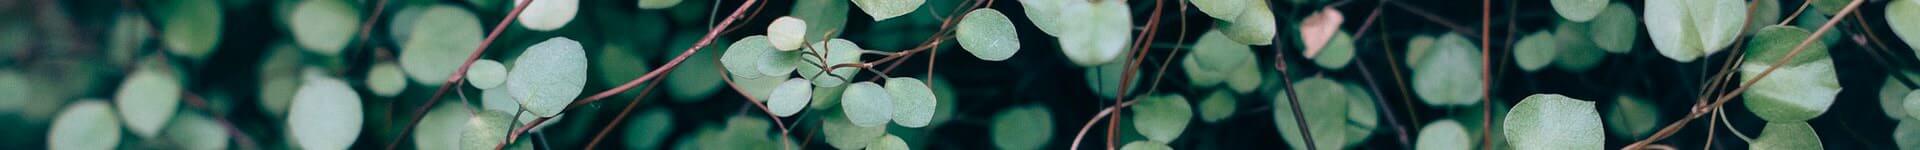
115, 67, 182, 138
991, 105, 1053, 150
823, 109, 888, 149
886, 77, 937, 128
866, 134, 910, 150
1644, 0, 1744, 62
1019, 0, 1068, 36
48, 100, 120, 150
663, 35, 727, 102
1740, 59, 1840, 122
1188, 0, 1245, 20
1744, 25, 1830, 65
957, 9, 1021, 61
1908, 90, 1920, 119
367, 62, 409, 97
1131, 94, 1193, 142
1550, 0, 1607, 22
289, 0, 360, 56
160, 0, 223, 60
1219, 0, 1276, 45
467, 59, 509, 89
1404, 34, 1438, 67
1750, 122, 1823, 150
1056, 0, 1133, 66
723, 36, 772, 78
507, 37, 589, 117
513, 0, 578, 31
1199, 91, 1238, 123
769, 78, 813, 117
1274, 77, 1349, 150
851, 0, 924, 21
164, 112, 229, 150
735, 73, 791, 102
1603, 95, 1661, 139
415, 103, 472, 150
791, 0, 849, 42
1553, 22, 1606, 73
767, 17, 807, 51
1514, 31, 1558, 72
1194, 29, 1254, 72
461, 111, 531, 150
1588, 3, 1639, 53
1312, 31, 1356, 70
1882, 73, 1919, 119
1895, 120, 1920, 150
1415, 119, 1470, 150
596, 43, 651, 90
400, 5, 483, 86
622, 108, 674, 150
288, 76, 364, 150
1503, 94, 1602, 150
1225, 58, 1265, 94
1890, 0, 1920, 57
841, 82, 894, 127
1413, 34, 1485, 106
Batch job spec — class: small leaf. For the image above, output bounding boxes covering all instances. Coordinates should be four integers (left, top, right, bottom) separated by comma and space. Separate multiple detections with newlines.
798, 39, 864, 87
735, 73, 791, 102
866, 134, 910, 150
957, 9, 1021, 61
1132, 94, 1194, 142
1908, 90, 1920, 119
842, 82, 894, 127
289, 76, 364, 150
1312, 31, 1357, 70
467, 59, 508, 89
1604, 95, 1661, 139
1019, 0, 1069, 36
165, 112, 230, 150
1274, 77, 1349, 150
1749, 122, 1824, 150
1644, 0, 1735, 62
992, 105, 1054, 150
1189, 0, 1245, 20
622, 108, 674, 150
1514, 31, 1558, 72
1299, 8, 1344, 57
1057, 0, 1134, 66
1194, 29, 1254, 72
1181, 54, 1224, 87
595, 43, 650, 89
48, 100, 121, 150
1226, 58, 1265, 94
1745, 25, 1830, 65
507, 37, 589, 117
851, 0, 925, 21
513, 0, 578, 31
769, 78, 813, 117
1740, 59, 1840, 122
1588, 3, 1640, 54
107, 13, 152, 66
1895, 120, 1920, 150
160, 0, 223, 60
1503, 94, 1602, 150
636, 0, 682, 9
115, 66, 182, 138
400, 5, 483, 86
1404, 34, 1438, 67
1120, 141, 1173, 150
1553, 22, 1606, 73
1890, 0, 1920, 57
1219, 0, 1276, 45
1198, 91, 1238, 123
1342, 81, 1379, 146
1413, 34, 1485, 106
1415, 119, 1471, 150
1881, 73, 1920, 119
723, 36, 772, 78
767, 17, 808, 51
1550, 0, 1607, 22
289, 0, 360, 56
460, 111, 531, 150
791, 0, 849, 42
886, 77, 937, 128
415, 103, 472, 150
368, 62, 410, 97
823, 109, 888, 149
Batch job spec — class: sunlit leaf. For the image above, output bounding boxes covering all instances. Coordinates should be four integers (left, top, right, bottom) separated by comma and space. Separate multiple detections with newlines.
1514, 31, 1558, 72
513, 0, 578, 31
797, 39, 863, 87
1750, 122, 1823, 150
1413, 34, 1485, 106
957, 9, 1021, 61
1588, 3, 1639, 54
289, 76, 364, 150
416, 102, 472, 150
1745, 25, 1830, 65
992, 104, 1053, 150
1604, 95, 1661, 139
886, 78, 937, 128
1299, 8, 1344, 57
1553, 22, 1606, 73
367, 62, 409, 97
1891, 0, 1920, 57
1415, 119, 1470, 150
507, 37, 589, 117
1198, 91, 1238, 123
1132, 94, 1193, 142
770, 78, 813, 117
768, 17, 808, 51
48, 100, 120, 150
1503, 94, 1602, 150
1740, 59, 1839, 122
1274, 77, 1348, 150
1057, 0, 1133, 66
623, 108, 674, 150
289, 0, 359, 56
159, 0, 223, 60
824, 109, 888, 149
1550, 0, 1607, 22
1219, 0, 1276, 45
1120, 141, 1173, 150
400, 5, 483, 86
115, 65, 182, 138
851, 0, 924, 21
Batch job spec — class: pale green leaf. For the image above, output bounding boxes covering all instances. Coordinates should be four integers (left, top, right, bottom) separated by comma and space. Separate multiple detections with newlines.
1405, 34, 1438, 68
1604, 95, 1661, 139
1588, 3, 1640, 54
798, 39, 863, 87
467, 59, 508, 89
852, 0, 924, 21
1274, 77, 1348, 150
1750, 122, 1823, 150
107, 13, 152, 66
160, 0, 223, 60
48, 100, 120, 150
1019, 0, 1068, 36
507, 37, 589, 117
482, 89, 519, 112
824, 109, 887, 149
1189, 0, 1244, 20
1057, 0, 1133, 66
1219, 0, 1275, 45
723, 36, 772, 79
1553, 22, 1606, 73
1343, 81, 1379, 146
1503, 94, 1602, 150
164, 112, 228, 150
813, 85, 848, 110
400, 5, 483, 86
416, 103, 472, 150
1194, 29, 1253, 72
957, 9, 1021, 61
1740, 59, 1840, 122
289, 76, 364, 150
290, 0, 360, 56
1550, 0, 1607, 22
388, 6, 426, 44
1091, 60, 1142, 99
637, 0, 682, 9
513, 0, 578, 31
843, 82, 894, 127
115, 66, 182, 138
1119, 141, 1173, 150
1644, 0, 1702, 62
1908, 90, 1920, 119
1414, 34, 1485, 106
1226, 57, 1265, 94
1891, 0, 1920, 57
461, 111, 531, 150
1896, 120, 1919, 150
769, 78, 813, 117
368, 62, 410, 97
1132, 94, 1193, 142
758, 49, 803, 77
623, 108, 674, 150
866, 134, 910, 150
1745, 25, 1830, 65
1415, 119, 1471, 150
1883, 73, 1919, 119
768, 17, 808, 51
992, 105, 1053, 150
886, 77, 937, 128
1687, 0, 1746, 55
1199, 91, 1238, 123
1312, 31, 1356, 70
1181, 54, 1224, 87
792, 0, 849, 42
736, 73, 791, 102
1514, 31, 1558, 72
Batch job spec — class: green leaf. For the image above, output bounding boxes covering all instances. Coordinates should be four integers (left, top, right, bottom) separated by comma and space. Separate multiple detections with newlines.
0, 71, 26, 112
48, 100, 121, 150
115, 66, 182, 138
107, 13, 152, 66
723, 36, 773, 79
1745, 26, 1830, 65
1091, 60, 1142, 99
1219, 0, 1275, 45
957, 9, 1022, 61
1811, 0, 1850, 16
1750, 122, 1824, 150
1503, 94, 1602, 150
513, 0, 578, 31
1226, 58, 1265, 94
1132, 94, 1194, 142
637, 0, 682, 9
758, 49, 803, 77
842, 82, 894, 127
867, 134, 910, 150
1181, 54, 1224, 88
507, 37, 589, 117
461, 111, 532, 150
792, 0, 849, 42
1343, 81, 1379, 146
1588, 3, 1640, 54
1194, 29, 1254, 72
388, 6, 427, 44
769, 78, 813, 117
288, 76, 364, 150
824, 109, 888, 149
1019, 0, 1068, 36
1120, 141, 1173, 150
1604, 95, 1661, 139
1057, 0, 1134, 66
1896, 119, 1920, 150
596, 43, 650, 89
1404, 34, 1438, 68
623, 108, 675, 150
1740, 59, 1840, 122
1415, 119, 1471, 150
1189, 0, 1245, 20
1643, 0, 1745, 62
812, 85, 848, 110
1413, 34, 1485, 106
164, 112, 229, 150
851, 0, 924, 21
400, 5, 483, 86
735, 73, 791, 102
798, 39, 863, 87
1891, 0, 1920, 58
1553, 22, 1606, 73
1514, 31, 1558, 72
367, 62, 410, 97
992, 105, 1054, 150
415, 102, 472, 150
886, 78, 937, 128
159, 0, 223, 60
467, 59, 508, 89
1312, 31, 1356, 70
1550, 0, 1607, 22
1748, 0, 1783, 34
1274, 77, 1349, 150
1908, 90, 1920, 119
482, 89, 519, 112
1884, 73, 1920, 119
289, 0, 359, 56
1198, 91, 1238, 123
768, 17, 808, 51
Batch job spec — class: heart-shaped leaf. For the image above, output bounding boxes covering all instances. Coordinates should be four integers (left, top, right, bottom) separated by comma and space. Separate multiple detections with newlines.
957, 9, 1022, 61
1057, 0, 1133, 66
1750, 122, 1823, 149
507, 37, 589, 117
1503, 94, 1602, 150
1644, 0, 1744, 62
1132, 94, 1194, 142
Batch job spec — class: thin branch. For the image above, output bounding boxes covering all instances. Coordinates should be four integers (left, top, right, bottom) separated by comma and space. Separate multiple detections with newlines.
1384, 0, 1479, 38
581, 74, 668, 149
386, 0, 536, 148
1478, 0, 1492, 149
577, 0, 763, 103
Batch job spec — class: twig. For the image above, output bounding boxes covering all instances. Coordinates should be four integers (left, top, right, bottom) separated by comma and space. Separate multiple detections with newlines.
1384, 0, 1478, 38
1478, 0, 1491, 149
580, 74, 668, 149
577, 0, 763, 103
1345, 2, 1414, 147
